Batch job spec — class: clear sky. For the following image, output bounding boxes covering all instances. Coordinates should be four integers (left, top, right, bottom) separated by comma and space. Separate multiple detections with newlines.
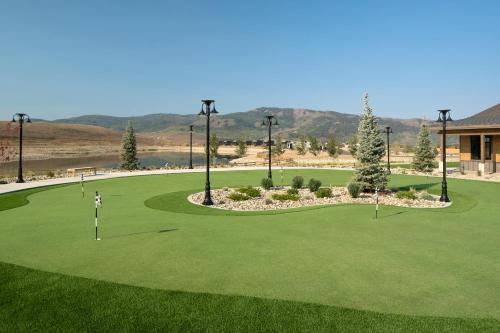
1, 0, 499, 120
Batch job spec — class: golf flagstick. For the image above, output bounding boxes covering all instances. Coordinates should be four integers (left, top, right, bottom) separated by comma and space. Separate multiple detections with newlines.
81, 174, 85, 198
280, 167, 284, 188
375, 188, 379, 219
95, 191, 102, 240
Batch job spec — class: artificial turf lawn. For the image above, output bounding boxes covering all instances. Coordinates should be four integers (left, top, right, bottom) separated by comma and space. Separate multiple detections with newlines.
1, 169, 499, 329
2, 262, 499, 332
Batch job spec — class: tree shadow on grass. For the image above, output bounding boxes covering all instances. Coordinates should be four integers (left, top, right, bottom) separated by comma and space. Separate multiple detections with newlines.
391, 182, 440, 192
106, 228, 178, 239
376, 211, 406, 220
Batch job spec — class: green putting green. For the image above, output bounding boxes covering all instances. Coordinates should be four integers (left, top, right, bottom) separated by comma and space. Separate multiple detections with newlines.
1, 169, 499, 331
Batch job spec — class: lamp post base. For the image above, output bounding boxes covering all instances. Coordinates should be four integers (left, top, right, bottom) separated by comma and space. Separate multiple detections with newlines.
439, 182, 450, 202
202, 183, 213, 206
202, 196, 214, 206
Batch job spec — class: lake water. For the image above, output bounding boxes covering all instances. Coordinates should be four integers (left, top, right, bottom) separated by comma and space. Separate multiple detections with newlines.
0, 151, 234, 177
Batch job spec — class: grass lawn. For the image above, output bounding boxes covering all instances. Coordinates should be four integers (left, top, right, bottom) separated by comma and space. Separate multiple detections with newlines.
1, 169, 499, 331
392, 161, 460, 169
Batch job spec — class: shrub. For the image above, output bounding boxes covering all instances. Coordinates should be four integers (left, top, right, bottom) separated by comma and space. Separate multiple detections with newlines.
291, 176, 304, 189
287, 188, 299, 195
395, 191, 417, 200
261, 177, 273, 190
419, 192, 435, 201
265, 198, 273, 205
45, 171, 55, 178
347, 181, 364, 198
238, 186, 261, 198
272, 193, 299, 201
308, 178, 322, 192
228, 192, 250, 201
315, 187, 332, 198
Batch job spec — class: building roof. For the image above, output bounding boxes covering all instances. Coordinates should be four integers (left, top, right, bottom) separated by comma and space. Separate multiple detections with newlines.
450, 103, 500, 127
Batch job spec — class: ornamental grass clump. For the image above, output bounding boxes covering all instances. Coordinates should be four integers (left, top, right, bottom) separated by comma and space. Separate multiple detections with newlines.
272, 193, 299, 201
347, 181, 365, 198
291, 176, 304, 189
395, 191, 417, 200
308, 178, 322, 192
419, 191, 435, 201
238, 186, 261, 198
228, 192, 250, 201
315, 188, 332, 198
261, 178, 273, 190
287, 188, 299, 195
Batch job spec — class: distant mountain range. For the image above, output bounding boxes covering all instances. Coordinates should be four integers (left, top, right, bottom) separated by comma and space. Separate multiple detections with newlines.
42, 107, 431, 144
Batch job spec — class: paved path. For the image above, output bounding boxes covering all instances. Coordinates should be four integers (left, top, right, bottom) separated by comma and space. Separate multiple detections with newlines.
0, 166, 354, 195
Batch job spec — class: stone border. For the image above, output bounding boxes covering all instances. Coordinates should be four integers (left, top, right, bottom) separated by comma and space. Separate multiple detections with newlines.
188, 187, 451, 212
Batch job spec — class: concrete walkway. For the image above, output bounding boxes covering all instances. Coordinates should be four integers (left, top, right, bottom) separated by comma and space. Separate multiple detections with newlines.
0, 166, 355, 195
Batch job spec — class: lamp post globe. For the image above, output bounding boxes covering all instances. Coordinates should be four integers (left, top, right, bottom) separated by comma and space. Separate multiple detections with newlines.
199, 100, 218, 206
436, 109, 452, 202
11, 113, 31, 183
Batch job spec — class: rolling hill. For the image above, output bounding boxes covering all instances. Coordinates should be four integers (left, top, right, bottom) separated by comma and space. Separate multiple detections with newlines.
47, 107, 428, 144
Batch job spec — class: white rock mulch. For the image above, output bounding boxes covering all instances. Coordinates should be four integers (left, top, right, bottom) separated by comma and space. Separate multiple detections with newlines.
188, 186, 450, 211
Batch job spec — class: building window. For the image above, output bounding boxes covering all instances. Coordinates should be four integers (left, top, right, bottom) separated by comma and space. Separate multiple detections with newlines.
485, 136, 492, 160
471, 136, 480, 160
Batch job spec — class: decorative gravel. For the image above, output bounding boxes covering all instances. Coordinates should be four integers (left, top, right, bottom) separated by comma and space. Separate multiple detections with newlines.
188, 186, 450, 211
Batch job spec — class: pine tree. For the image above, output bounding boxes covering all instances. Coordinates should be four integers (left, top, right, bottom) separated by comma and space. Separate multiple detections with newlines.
120, 121, 139, 170
272, 134, 285, 158
412, 123, 437, 172
236, 137, 247, 157
209, 133, 219, 164
354, 93, 387, 190
296, 135, 307, 155
308, 136, 320, 156
327, 135, 338, 158
348, 135, 358, 157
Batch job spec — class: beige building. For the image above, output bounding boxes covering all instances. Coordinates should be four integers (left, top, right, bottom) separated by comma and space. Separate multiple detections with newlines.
441, 103, 500, 174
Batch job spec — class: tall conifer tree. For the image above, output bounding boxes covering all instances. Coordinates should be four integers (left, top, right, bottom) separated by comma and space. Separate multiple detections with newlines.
413, 123, 437, 172
354, 93, 387, 190
120, 121, 139, 170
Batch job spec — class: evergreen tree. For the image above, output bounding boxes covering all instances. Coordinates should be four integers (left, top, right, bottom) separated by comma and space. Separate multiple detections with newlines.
296, 135, 307, 155
327, 135, 338, 158
272, 134, 285, 159
209, 134, 219, 164
308, 136, 320, 156
0, 122, 17, 163
412, 123, 437, 172
120, 121, 139, 170
347, 135, 358, 157
354, 93, 387, 190
236, 137, 247, 157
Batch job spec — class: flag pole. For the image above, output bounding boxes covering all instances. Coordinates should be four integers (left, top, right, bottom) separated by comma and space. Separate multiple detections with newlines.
95, 191, 101, 240
81, 174, 85, 198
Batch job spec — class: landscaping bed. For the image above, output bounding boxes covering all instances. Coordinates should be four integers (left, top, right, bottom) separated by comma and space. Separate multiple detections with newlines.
188, 186, 449, 211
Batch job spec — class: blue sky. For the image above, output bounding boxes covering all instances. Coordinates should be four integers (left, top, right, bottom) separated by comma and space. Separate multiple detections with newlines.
1, 0, 499, 120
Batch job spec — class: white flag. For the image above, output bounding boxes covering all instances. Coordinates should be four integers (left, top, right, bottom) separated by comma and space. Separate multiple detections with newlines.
95, 193, 102, 206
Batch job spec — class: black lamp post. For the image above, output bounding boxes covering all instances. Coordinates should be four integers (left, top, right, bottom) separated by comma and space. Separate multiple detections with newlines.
189, 125, 194, 169
198, 100, 218, 205
261, 115, 278, 179
436, 109, 452, 202
382, 126, 393, 174
11, 113, 31, 183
